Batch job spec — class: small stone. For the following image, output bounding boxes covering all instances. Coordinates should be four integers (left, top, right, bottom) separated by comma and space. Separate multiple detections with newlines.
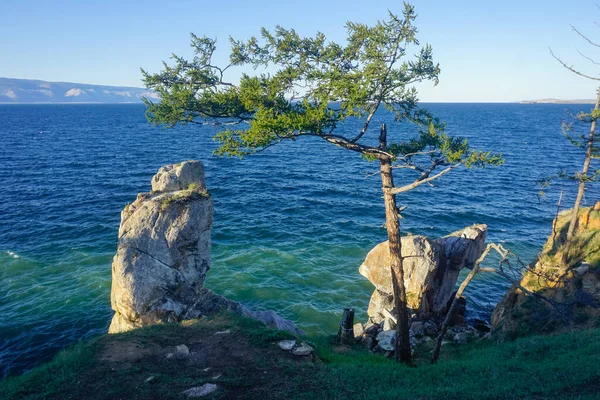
364, 322, 380, 336
376, 330, 396, 351
454, 332, 468, 344
166, 353, 174, 359
183, 383, 218, 397
152, 160, 206, 193
424, 320, 438, 336
576, 263, 591, 276
383, 317, 396, 331
353, 323, 364, 338
292, 343, 313, 356
410, 321, 425, 337
214, 329, 231, 335
176, 345, 190, 356
278, 340, 296, 351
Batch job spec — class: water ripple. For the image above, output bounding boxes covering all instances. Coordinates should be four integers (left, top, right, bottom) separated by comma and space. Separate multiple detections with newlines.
0, 103, 597, 377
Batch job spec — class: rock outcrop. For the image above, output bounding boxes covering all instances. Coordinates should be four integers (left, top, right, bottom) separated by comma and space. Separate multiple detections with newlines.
109, 161, 302, 335
359, 224, 487, 323
491, 203, 600, 340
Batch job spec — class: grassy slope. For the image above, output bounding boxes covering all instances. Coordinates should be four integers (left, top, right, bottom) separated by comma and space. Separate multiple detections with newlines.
1, 314, 599, 400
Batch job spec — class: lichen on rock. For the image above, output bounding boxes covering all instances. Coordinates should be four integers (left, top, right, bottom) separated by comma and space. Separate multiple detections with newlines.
109, 160, 302, 335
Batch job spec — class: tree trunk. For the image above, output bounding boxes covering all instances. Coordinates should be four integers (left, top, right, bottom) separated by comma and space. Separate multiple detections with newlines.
378, 123, 412, 363
566, 88, 600, 244
337, 308, 355, 344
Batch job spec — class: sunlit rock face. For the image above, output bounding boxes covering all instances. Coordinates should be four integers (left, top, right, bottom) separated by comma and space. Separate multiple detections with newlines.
359, 224, 487, 322
492, 203, 600, 340
109, 161, 213, 333
109, 160, 302, 335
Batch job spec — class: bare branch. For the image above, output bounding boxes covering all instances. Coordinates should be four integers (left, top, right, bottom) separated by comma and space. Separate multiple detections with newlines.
389, 162, 462, 194
432, 242, 574, 364
304, 132, 395, 158
432, 243, 495, 363
549, 47, 600, 81
571, 24, 600, 48
351, 103, 380, 143
577, 48, 600, 65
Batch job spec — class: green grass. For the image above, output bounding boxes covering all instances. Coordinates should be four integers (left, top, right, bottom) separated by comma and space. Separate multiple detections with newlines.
2, 314, 599, 400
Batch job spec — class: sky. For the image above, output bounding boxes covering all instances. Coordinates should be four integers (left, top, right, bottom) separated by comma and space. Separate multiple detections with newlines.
1, 0, 600, 102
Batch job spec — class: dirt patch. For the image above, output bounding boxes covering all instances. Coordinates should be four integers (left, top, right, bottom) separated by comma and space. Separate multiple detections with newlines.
91, 321, 313, 399
100, 340, 162, 363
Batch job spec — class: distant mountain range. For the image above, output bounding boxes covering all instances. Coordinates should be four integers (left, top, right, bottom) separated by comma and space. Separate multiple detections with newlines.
0, 77, 158, 103
520, 98, 596, 104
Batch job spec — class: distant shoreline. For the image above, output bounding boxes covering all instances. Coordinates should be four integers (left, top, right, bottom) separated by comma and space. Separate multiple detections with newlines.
0, 100, 595, 105
0, 102, 143, 105
519, 99, 595, 104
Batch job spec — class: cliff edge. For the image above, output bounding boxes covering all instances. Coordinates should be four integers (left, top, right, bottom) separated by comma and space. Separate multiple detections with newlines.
491, 202, 600, 340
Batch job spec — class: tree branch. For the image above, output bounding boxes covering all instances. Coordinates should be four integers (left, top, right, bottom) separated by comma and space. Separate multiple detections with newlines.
389, 162, 462, 194
571, 25, 600, 48
350, 103, 380, 143
550, 47, 600, 81
577, 48, 600, 65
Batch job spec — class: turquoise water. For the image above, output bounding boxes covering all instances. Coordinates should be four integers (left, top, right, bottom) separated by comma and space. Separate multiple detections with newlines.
0, 103, 596, 377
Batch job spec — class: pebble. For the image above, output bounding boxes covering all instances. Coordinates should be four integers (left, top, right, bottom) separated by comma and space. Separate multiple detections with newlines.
291, 343, 313, 356
278, 340, 296, 351
183, 383, 218, 397
176, 344, 190, 356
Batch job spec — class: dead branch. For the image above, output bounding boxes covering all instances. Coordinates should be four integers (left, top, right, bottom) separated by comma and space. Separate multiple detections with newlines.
389, 162, 462, 195
571, 25, 600, 48
549, 47, 600, 81
577, 49, 600, 65
431, 243, 573, 364
431, 243, 495, 364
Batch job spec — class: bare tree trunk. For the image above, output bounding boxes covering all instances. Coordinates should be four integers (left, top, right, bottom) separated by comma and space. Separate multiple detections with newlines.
378, 123, 411, 364
431, 244, 493, 364
337, 308, 355, 344
551, 190, 563, 244
566, 88, 600, 244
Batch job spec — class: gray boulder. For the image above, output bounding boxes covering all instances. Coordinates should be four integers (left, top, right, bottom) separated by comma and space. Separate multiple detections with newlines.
151, 160, 206, 193
376, 330, 396, 351
109, 161, 213, 333
109, 161, 302, 335
409, 321, 425, 338
360, 235, 437, 312
359, 225, 487, 321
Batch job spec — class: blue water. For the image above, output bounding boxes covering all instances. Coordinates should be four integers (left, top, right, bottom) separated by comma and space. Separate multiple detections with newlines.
0, 103, 597, 378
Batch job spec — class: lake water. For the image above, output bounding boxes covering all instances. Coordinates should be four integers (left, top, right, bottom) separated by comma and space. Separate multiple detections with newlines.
1, 103, 597, 378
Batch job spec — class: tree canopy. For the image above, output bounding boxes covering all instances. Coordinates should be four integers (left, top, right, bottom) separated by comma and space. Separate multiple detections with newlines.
142, 4, 501, 186
141, 3, 502, 364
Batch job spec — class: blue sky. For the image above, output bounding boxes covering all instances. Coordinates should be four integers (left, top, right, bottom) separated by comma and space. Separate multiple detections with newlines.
1, 0, 599, 102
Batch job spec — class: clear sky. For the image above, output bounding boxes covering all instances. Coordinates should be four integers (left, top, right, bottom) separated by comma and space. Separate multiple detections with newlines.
1, 0, 600, 102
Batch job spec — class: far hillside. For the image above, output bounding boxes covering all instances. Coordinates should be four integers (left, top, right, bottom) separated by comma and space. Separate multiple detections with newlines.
0, 77, 157, 104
